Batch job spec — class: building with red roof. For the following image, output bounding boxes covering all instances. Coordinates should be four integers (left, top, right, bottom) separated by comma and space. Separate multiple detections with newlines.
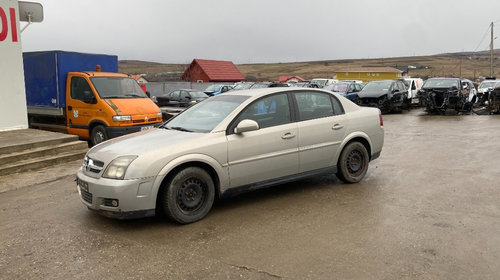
279, 75, 306, 83
181, 59, 246, 82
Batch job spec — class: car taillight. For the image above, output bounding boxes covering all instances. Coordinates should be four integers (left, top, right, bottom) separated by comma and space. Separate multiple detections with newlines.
379, 110, 383, 127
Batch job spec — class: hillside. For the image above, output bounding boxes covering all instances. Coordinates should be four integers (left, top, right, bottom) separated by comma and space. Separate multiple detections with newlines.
119, 50, 500, 82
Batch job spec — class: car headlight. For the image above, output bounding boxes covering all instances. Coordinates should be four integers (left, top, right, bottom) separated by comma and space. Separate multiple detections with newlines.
157, 112, 162, 119
113, 115, 132, 122
102, 156, 138, 179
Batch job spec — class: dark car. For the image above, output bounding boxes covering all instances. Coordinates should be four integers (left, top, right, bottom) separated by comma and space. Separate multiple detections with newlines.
250, 82, 289, 88
156, 89, 208, 107
417, 78, 475, 114
324, 82, 362, 102
357, 80, 407, 113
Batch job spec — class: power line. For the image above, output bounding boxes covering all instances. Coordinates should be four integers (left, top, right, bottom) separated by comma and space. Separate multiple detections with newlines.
473, 24, 491, 53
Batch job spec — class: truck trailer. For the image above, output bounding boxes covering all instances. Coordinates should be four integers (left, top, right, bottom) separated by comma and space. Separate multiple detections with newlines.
23, 51, 162, 145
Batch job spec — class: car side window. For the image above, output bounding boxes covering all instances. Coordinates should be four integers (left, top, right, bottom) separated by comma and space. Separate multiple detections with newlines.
237, 93, 290, 129
331, 96, 344, 115
171, 91, 180, 98
180, 91, 189, 99
294, 92, 335, 121
71, 76, 94, 103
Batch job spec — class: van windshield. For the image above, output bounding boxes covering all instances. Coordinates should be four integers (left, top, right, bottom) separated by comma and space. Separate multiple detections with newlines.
91, 77, 148, 98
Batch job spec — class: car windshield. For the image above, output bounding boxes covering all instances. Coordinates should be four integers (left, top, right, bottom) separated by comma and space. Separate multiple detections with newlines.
331, 83, 349, 92
189, 91, 208, 98
362, 81, 393, 91
204, 84, 221, 92
163, 95, 250, 133
311, 79, 327, 86
233, 83, 254, 90
250, 83, 271, 88
91, 77, 148, 98
479, 81, 498, 89
423, 79, 459, 89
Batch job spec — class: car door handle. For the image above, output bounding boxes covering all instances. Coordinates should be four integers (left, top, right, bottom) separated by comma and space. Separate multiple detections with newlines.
332, 124, 344, 130
281, 132, 296, 139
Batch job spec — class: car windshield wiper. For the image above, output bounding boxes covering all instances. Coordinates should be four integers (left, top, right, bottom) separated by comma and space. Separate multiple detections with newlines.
163, 126, 193, 132
124, 94, 145, 98
103, 95, 126, 99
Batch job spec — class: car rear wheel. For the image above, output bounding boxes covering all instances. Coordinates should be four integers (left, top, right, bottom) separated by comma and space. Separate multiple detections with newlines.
337, 142, 369, 183
161, 167, 215, 224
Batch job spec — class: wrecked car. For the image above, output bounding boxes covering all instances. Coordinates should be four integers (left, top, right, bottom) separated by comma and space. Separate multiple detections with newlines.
417, 78, 475, 114
474, 82, 500, 114
356, 80, 407, 113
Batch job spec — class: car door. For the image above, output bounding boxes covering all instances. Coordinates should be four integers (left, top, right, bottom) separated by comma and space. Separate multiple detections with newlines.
179, 90, 190, 106
226, 93, 299, 188
292, 91, 347, 173
66, 75, 98, 137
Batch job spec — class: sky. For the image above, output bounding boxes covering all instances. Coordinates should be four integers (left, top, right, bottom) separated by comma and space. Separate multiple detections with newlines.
20, 0, 500, 64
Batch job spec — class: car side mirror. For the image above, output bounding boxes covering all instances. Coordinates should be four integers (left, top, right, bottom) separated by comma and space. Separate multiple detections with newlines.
185, 96, 191, 100
392, 89, 398, 93
234, 119, 259, 134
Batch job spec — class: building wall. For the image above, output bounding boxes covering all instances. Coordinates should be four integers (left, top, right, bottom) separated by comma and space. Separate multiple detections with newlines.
0, 0, 28, 131
183, 64, 210, 82
337, 72, 402, 82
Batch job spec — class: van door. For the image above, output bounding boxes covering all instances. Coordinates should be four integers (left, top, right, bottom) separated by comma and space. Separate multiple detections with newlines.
66, 75, 99, 139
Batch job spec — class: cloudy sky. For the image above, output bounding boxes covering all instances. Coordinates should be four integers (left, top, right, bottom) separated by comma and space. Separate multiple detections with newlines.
20, 0, 500, 64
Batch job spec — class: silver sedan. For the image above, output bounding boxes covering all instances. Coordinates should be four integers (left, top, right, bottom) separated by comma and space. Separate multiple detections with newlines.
77, 88, 384, 224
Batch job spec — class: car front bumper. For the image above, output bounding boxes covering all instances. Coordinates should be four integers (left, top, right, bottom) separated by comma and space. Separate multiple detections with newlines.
105, 123, 161, 139
76, 169, 156, 219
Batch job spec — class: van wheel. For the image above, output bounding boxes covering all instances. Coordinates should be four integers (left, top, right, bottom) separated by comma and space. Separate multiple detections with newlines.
337, 142, 369, 183
161, 167, 215, 224
90, 125, 108, 146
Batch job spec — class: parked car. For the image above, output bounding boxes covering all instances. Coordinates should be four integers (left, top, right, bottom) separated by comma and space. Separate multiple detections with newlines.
417, 78, 475, 114
232, 82, 255, 90
357, 80, 407, 113
400, 78, 424, 106
289, 82, 320, 88
477, 79, 500, 94
156, 89, 208, 107
204, 84, 233, 96
250, 82, 289, 88
77, 88, 384, 224
311, 78, 338, 88
324, 81, 362, 102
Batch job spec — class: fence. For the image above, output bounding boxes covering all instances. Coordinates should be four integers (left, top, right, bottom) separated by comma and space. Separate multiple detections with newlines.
145, 82, 221, 97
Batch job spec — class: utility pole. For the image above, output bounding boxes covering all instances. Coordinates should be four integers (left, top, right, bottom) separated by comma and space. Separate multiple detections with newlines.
490, 21, 494, 77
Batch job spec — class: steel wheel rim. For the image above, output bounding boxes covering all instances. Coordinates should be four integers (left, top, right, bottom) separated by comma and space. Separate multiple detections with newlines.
177, 178, 206, 213
347, 150, 364, 175
94, 131, 105, 144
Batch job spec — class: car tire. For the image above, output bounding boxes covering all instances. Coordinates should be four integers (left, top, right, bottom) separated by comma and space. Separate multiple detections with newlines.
337, 142, 369, 183
161, 167, 215, 224
90, 125, 108, 146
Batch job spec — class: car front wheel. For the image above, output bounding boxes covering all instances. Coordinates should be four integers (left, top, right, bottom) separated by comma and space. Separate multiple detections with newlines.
337, 142, 369, 183
161, 167, 215, 224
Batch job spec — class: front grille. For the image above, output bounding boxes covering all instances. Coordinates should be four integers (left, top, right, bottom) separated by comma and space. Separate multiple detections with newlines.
133, 118, 157, 124
81, 189, 92, 204
83, 157, 104, 174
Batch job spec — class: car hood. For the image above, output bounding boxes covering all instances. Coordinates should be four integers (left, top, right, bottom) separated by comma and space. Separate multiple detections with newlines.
87, 128, 205, 163
358, 90, 389, 98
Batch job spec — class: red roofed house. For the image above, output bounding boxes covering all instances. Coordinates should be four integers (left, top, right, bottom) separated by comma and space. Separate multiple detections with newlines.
279, 75, 306, 83
181, 59, 245, 83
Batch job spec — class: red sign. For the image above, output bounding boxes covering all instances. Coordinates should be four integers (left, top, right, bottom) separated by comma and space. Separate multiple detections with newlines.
0, 7, 18, 42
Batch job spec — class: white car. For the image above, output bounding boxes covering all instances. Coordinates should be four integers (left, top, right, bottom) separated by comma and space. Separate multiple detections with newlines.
77, 88, 384, 223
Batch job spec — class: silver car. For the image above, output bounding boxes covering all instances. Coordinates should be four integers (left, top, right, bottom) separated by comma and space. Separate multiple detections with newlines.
77, 88, 384, 224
